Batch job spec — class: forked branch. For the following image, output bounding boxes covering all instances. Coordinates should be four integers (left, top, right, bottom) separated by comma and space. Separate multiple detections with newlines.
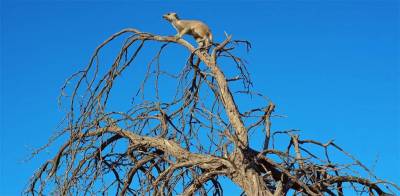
26, 28, 398, 196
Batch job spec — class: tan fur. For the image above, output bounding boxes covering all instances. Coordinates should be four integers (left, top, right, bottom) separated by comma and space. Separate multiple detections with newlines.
163, 12, 213, 48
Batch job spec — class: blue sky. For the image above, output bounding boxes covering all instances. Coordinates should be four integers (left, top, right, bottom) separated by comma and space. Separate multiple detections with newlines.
1, 0, 399, 195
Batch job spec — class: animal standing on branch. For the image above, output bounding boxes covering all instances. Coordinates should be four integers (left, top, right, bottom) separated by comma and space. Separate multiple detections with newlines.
163, 12, 213, 49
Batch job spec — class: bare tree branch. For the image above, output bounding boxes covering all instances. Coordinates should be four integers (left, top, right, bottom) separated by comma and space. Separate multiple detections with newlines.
26, 28, 398, 196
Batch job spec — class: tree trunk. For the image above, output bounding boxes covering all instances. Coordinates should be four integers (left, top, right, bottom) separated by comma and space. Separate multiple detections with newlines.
232, 168, 273, 196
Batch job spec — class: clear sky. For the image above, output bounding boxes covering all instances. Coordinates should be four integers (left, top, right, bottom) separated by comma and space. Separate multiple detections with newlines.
1, 0, 399, 195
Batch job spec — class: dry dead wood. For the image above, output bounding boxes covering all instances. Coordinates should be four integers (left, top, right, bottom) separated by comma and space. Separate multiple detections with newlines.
26, 29, 398, 196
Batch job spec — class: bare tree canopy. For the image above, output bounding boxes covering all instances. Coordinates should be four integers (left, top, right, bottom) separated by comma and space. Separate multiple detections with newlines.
26, 28, 399, 195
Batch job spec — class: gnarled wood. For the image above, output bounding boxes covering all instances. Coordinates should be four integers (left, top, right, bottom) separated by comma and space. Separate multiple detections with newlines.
26, 28, 398, 196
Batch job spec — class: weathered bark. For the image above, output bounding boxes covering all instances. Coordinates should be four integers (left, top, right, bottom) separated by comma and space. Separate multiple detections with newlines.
231, 169, 273, 196
26, 28, 398, 196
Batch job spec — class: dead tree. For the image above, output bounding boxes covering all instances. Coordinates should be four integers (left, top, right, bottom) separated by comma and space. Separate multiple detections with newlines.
26, 28, 399, 195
